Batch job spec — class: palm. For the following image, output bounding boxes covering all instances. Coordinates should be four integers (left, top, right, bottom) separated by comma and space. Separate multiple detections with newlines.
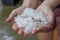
35, 6, 55, 33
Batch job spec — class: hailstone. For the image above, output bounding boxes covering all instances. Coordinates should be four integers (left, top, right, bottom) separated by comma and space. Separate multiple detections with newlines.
14, 8, 48, 34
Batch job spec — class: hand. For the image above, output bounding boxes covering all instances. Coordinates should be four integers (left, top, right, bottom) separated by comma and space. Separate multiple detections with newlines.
30, 4, 55, 35
6, 5, 55, 36
6, 6, 29, 36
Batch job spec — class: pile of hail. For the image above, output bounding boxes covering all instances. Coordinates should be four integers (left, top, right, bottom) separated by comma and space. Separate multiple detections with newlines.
14, 8, 48, 34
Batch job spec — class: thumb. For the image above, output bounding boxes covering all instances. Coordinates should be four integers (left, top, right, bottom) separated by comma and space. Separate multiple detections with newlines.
6, 6, 26, 23
6, 10, 17, 23
6, 8, 23, 23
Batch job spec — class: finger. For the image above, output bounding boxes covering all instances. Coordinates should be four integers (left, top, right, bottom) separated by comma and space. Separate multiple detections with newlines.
36, 26, 44, 31
17, 29, 23, 35
12, 23, 19, 31
6, 10, 18, 23
36, 26, 47, 32
6, 8, 23, 23
31, 29, 36, 36
36, 27, 41, 31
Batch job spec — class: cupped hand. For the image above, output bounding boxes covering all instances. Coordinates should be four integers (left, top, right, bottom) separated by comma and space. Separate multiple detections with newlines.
6, 5, 55, 36
30, 5, 55, 35
6, 6, 29, 36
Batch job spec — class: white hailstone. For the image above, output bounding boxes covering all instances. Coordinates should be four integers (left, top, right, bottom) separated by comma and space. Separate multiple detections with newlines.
14, 8, 48, 34
24, 22, 37, 34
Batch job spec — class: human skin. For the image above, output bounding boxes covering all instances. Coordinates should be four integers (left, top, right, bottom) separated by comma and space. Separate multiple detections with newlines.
6, 0, 40, 36
36, 0, 60, 40
6, 0, 60, 40
36, 0, 60, 33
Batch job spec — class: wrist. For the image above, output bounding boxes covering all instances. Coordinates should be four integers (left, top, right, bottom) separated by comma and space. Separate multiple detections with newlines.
40, 1, 53, 9
43, 0, 60, 9
21, 4, 29, 8
21, 0, 40, 9
37, 3, 52, 11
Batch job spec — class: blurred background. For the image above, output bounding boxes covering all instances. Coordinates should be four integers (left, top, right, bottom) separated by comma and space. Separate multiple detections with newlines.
0, 0, 57, 40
